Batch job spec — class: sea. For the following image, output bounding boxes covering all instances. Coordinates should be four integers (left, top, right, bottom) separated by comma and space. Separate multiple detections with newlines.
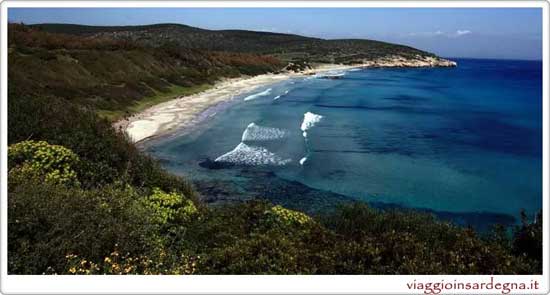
145, 58, 543, 230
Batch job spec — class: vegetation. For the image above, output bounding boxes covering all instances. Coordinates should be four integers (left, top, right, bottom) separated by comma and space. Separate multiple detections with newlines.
8, 140, 80, 186
7, 23, 543, 275
9, 24, 282, 120
31, 23, 435, 64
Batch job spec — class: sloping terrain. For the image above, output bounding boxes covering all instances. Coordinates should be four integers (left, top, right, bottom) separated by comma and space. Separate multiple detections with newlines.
32, 23, 435, 63
9, 23, 283, 118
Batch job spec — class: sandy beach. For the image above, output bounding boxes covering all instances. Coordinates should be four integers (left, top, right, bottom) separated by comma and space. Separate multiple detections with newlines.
115, 63, 363, 143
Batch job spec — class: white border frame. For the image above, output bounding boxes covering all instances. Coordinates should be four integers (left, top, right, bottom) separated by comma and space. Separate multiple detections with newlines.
0, 1, 548, 294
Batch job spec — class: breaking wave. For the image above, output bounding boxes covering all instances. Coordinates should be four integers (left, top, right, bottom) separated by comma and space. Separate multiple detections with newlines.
299, 112, 323, 167
301, 111, 323, 138
241, 122, 288, 142
243, 88, 272, 101
273, 90, 290, 100
214, 142, 291, 166
314, 71, 346, 79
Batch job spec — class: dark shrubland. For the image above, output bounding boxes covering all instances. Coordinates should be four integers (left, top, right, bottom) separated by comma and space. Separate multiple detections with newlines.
30, 23, 433, 63
7, 23, 543, 275
9, 180, 542, 275
8, 24, 283, 120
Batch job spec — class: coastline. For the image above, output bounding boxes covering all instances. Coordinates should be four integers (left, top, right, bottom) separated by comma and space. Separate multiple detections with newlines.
114, 63, 364, 143
115, 58, 456, 143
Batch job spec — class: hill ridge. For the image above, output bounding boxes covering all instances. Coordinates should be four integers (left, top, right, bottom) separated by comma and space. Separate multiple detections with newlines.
29, 22, 441, 64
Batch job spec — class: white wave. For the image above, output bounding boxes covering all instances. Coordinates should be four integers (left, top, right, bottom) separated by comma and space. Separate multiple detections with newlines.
348, 68, 362, 72
299, 156, 308, 165
326, 72, 345, 77
243, 88, 272, 101
241, 122, 288, 142
214, 142, 291, 166
273, 90, 289, 101
315, 71, 346, 78
300, 111, 323, 138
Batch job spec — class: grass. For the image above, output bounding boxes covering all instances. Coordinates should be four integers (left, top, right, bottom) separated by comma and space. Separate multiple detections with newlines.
97, 83, 213, 121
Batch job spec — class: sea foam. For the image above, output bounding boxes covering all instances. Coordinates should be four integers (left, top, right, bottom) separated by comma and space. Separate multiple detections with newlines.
243, 88, 272, 101
301, 111, 323, 138
241, 122, 288, 142
315, 71, 346, 79
214, 142, 291, 166
273, 90, 289, 100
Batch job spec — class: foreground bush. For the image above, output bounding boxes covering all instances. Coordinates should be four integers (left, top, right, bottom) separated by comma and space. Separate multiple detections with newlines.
323, 204, 539, 274
144, 187, 199, 225
184, 202, 541, 275
8, 172, 202, 274
512, 210, 543, 272
8, 140, 80, 186
8, 177, 151, 274
65, 249, 200, 275
8, 167, 542, 275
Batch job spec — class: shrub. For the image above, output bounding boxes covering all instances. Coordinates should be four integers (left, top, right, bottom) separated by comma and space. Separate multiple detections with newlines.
64, 248, 200, 275
264, 205, 313, 227
324, 203, 538, 274
512, 210, 543, 273
193, 201, 330, 274
8, 140, 80, 186
143, 187, 198, 225
8, 177, 158, 274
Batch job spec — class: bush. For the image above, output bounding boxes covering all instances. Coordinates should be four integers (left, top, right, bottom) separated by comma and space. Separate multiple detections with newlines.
324, 204, 538, 274
191, 201, 333, 274
512, 210, 543, 273
8, 140, 80, 186
264, 205, 313, 227
64, 248, 200, 275
8, 177, 158, 274
143, 187, 198, 225
190, 202, 540, 275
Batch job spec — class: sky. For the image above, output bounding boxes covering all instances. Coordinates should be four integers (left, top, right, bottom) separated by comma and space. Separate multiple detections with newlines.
8, 8, 543, 60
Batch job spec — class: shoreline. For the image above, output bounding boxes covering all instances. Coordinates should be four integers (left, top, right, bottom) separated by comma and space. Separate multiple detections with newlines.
114, 63, 365, 143
115, 58, 457, 143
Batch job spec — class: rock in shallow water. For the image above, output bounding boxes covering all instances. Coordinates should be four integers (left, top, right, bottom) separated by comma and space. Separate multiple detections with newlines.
198, 158, 234, 169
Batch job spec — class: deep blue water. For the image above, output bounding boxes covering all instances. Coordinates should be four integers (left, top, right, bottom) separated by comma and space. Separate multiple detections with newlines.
147, 58, 542, 223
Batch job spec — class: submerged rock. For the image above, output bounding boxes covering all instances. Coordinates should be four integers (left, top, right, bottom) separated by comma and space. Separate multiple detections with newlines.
198, 158, 234, 169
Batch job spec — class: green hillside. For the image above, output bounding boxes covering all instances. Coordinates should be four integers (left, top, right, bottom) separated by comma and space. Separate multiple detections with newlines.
9, 23, 283, 119
31, 23, 434, 63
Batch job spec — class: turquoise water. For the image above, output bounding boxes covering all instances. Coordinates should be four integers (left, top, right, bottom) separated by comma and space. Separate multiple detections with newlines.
146, 58, 542, 225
